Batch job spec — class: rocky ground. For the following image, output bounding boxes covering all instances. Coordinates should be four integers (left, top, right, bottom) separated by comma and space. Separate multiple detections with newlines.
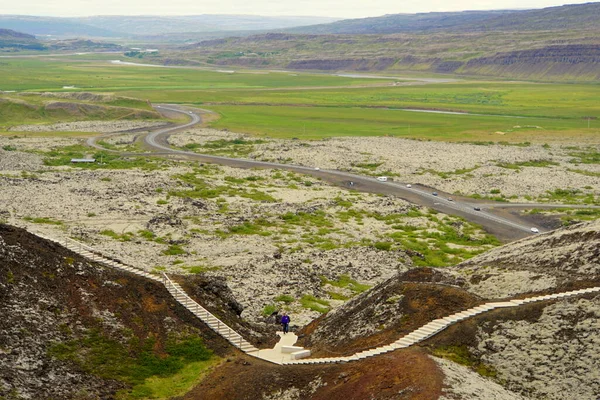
299, 218, 600, 399
8, 120, 166, 133
434, 357, 527, 400
169, 127, 600, 204
474, 296, 600, 400
1, 120, 600, 399
1, 129, 503, 327
449, 218, 600, 298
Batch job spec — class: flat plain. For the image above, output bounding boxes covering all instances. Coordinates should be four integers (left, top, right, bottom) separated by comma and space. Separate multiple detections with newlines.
1, 57, 598, 143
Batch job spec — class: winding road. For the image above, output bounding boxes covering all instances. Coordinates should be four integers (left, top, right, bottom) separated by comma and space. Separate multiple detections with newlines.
88, 104, 600, 242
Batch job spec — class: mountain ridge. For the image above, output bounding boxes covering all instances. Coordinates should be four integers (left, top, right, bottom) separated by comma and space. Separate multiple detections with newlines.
285, 2, 600, 34
0, 14, 340, 38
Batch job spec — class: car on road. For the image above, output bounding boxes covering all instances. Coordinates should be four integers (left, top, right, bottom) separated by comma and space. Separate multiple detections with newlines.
474, 207, 481, 211
447, 197, 453, 201
530, 227, 540, 233
314, 167, 320, 170
406, 184, 412, 188
377, 176, 388, 182
432, 192, 438, 196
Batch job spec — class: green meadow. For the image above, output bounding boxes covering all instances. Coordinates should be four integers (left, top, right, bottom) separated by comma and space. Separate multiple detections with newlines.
146, 83, 600, 119
0, 57, 598, 142
208, 105, 597, 141
0, 58, 380, 92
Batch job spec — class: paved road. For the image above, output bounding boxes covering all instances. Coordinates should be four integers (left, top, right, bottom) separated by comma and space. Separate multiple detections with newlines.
89, 104, 598, 242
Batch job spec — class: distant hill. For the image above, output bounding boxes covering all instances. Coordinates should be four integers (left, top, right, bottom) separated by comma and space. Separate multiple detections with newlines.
288, 2, 600, 34
78, 15, 341, 35
0, 28, 45, 50
0, 15, 122, 37
288, 10, 515, 34
175, 3, 600, 81
464, 2, 600, 31
0, 14, 340, 39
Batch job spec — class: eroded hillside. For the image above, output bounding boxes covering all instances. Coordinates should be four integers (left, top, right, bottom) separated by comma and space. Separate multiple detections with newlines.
0, 224, 257, 399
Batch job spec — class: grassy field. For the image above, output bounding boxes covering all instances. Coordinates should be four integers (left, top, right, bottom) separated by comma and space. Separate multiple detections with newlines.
0, 58, 383, 92
0, 58, 598, 142
156, 83, 600, 119
207, 105, 598, 141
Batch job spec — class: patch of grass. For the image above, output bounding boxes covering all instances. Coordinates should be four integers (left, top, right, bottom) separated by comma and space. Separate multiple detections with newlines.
185, 265, 220, 274
322, 274, 371, 295
100, 229, 134, 242
374, 241, 393, 251
432, 345, 498, 379
300, 294, 331, 313
2, 145, 17, 151
138, 230, 156, 241
568, 149, 600, 165
23, 216, 63, 225
353, 162, 383, 170
274, 294, 295, 304
42, 147, 165, 171
387, 216, 500, 267
496, 159, 559, 170
49, 332, 211, 383
540, 188, 598, 205
162, 245, 186, 256
432, 345, 473, 366
121, 358, 219, 400
262, 304, 278, 316
280, 210, 333, 228
532, 207, 600, 225
567, 168, 600, 178
170, 172, 276, 203
328, 291, 350, 301
49, 331, 213, 400
224, 221, 272, 236
418, 165, 479, 179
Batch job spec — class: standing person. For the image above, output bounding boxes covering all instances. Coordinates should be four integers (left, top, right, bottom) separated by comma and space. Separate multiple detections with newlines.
281, 313, 290, 334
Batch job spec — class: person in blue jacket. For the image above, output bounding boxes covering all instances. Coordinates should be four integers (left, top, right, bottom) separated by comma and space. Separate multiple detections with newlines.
281, 313, 291, 334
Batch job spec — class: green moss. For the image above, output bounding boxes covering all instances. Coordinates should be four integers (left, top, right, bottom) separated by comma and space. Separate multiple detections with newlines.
185, 265, 220, 274
162, 245, 186, 256
138, 230, 156, 241
432, 345, 473, 366
328, 291, 350, 301
374, 241, 393, 251
48, 332, 212, 391
23, 216, 63, 225
300, 294, 331, 313
274, 294, 295, 304
262, 304, 278, 316
496, 159, 558, 170
100, 230, 134, 242
568, 149, 600, 165
322, 274, 371, 294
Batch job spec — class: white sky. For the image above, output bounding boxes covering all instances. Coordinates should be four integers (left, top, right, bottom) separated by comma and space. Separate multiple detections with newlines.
0, 0, 593, 18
